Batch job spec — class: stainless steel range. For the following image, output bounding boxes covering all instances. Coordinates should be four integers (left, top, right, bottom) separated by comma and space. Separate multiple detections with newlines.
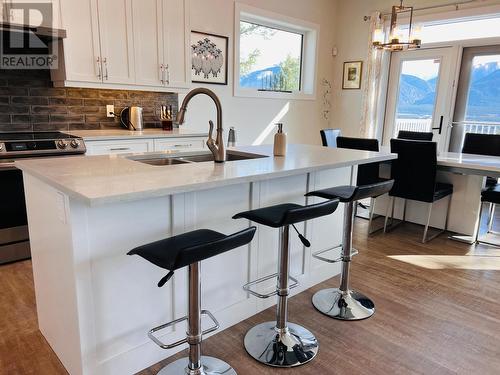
0, 131, 86, 264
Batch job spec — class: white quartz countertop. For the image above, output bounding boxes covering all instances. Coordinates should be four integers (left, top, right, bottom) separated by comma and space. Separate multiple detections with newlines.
68, 128, 206, 141
16, 144, 396, 206
436, 152, 500, 177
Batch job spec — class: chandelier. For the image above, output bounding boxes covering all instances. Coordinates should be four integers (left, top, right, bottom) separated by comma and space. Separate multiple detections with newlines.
372, 1, 422, 51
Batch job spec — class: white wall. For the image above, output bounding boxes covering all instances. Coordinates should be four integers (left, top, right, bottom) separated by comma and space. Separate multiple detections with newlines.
180, 0, 338, 146
332, 0, 500, 138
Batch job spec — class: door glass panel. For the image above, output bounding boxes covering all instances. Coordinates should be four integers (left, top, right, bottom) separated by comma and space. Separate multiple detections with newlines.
393, 59, 440, 136
464, 54, 500, 128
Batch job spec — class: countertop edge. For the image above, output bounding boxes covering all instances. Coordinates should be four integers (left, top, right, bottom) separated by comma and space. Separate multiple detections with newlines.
17, 152, 396, 206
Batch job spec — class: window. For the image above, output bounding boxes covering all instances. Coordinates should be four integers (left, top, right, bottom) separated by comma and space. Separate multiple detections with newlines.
234, 4, 319, 99
239, 21, 303, 92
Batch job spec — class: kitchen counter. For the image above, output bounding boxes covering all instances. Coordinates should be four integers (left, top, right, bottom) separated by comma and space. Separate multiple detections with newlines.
16, 144, 395, 206
19, 144, 395, 375
68, 128, 207, 141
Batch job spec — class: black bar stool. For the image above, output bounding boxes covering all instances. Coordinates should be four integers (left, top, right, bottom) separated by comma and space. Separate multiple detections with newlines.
397, 130, 433, 141
127, 227, 256, 375
306, 179, 394, 320
476, 184, 500, 247
233, 199, 339, 367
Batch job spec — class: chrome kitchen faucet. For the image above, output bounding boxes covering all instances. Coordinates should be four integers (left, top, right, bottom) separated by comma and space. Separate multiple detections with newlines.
176, 88, 226, 162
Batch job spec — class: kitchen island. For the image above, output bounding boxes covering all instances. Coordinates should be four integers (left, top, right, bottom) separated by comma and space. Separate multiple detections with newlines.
16, 144, 395, 375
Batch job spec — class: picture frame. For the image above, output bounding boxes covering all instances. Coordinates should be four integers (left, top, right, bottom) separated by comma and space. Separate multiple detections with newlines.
342, 61, 363, 89
191, 30, 229, 85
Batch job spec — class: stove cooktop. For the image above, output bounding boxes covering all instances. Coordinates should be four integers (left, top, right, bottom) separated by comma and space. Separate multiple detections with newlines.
0, 131, 81, 141
0, 131, 86, 158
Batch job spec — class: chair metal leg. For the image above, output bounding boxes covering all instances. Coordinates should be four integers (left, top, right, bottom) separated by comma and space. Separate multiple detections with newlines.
384, 197, 405, 233
384, 196, 394, 233
422, 203, 433, 243
474, 202, 484, 244
312, 201, 375, 321
244, 225, 318, 367
487, 203, 495, 233
158, 262, 236, 375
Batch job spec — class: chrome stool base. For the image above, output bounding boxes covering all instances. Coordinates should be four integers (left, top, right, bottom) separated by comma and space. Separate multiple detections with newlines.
312, 288, 375, 320
243, 321, 319, 367
157, 356, 237, 375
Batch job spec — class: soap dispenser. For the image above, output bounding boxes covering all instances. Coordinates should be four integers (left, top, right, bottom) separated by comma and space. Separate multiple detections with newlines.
273, 123, 287, 156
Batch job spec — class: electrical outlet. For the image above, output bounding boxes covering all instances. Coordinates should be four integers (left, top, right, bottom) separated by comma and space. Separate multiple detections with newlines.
106, 104, 115, 118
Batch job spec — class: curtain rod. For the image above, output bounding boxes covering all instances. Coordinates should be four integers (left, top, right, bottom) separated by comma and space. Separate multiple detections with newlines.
363, 0, 477, 21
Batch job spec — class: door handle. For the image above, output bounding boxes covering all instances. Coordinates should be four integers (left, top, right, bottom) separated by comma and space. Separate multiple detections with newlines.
432, 116, 444, 134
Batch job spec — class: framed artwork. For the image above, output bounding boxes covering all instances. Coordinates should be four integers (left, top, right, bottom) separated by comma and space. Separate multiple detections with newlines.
342, 61, 363, 89
191, 30, 229, 85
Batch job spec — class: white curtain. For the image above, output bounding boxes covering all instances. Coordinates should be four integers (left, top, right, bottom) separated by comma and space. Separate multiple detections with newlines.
359, 12, 389, 139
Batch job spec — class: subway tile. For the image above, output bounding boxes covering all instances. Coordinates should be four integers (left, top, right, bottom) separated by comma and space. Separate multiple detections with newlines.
83, 99, 109, 106
31, 106, 68, 114
0, 123, 32, 132
30, 115, 50, 123
48, 97, 84, 106
99, 90, 128, 99
0, 97, 9, 104
12, 114, 31, 123
11, 96, 49, 105
68, 122, 100, 130
67, 89, 100, 98
0, 114, 10, 122
33, 123, 69, 131
0, 87, 29, 96
0, 105, 29, 114
50, 114, 84, 122
9, 79, 50, 87
29, 87, 66, 97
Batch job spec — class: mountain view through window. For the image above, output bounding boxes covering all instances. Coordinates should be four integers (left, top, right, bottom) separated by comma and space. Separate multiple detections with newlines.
239, 21, 303, 92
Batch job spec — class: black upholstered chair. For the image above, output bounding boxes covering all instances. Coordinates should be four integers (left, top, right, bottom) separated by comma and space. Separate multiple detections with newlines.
128, 227, 256, 375
305, 179, 394, 321
320, 128, 341, 147
384, 139, 453, 243
397, 130, 434, 141
463, 133, 500, 246
233, 199, 339, 368
336, 136, 387, 233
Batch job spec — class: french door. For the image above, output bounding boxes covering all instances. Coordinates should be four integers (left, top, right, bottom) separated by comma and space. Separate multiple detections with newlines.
383, 47, 457, 151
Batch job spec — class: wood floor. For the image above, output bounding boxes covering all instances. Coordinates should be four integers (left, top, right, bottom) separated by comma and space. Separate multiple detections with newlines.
1, 212, 500, 374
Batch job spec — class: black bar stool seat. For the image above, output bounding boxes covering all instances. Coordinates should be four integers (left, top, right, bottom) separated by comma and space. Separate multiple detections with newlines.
306, 180, 395, 203
233, 199, 339, 368
129, 228, 254, 276
128, 227, 256, 375
305, 179, 394, 321
233, 200, 339, 227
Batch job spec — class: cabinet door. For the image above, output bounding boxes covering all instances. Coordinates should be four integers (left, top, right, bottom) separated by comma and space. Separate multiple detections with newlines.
162, 0, 190, 88
97, 0, 135, 84
85, 139, 154, 155
59, 0, 102, 83
131, 0, 163, 86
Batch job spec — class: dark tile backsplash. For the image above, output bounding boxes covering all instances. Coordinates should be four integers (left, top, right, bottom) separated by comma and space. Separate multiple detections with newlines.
0, 69, 178, 132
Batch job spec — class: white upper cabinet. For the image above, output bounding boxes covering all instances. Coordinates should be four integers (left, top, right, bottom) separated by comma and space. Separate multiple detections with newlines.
162, 0, 190, 88
58, 0, 101, 83
54, 0, 190, 89
97, 0, 135, 84
131, 0, 163, 86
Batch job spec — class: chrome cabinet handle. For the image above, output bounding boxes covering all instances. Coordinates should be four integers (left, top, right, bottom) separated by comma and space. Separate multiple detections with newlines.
160, 64, 164, 84
109, 147, 131, 151
173, 144, 192, 148
103, 57, 108, 80
97, 57, 102, 80
166, 64, 170, 85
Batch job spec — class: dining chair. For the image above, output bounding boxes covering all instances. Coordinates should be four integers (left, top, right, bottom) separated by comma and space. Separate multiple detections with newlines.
397, 130, 433, 141
320, 128, 341, 148
462, 133, 500, 246
384, 139, 453, 243
336, 136, 386, 234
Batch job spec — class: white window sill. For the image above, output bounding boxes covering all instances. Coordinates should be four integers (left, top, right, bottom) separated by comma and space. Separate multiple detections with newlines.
233, 88, 316, 101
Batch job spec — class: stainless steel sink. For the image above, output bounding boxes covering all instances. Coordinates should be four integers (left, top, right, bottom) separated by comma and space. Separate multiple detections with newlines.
127, 150, 268, 166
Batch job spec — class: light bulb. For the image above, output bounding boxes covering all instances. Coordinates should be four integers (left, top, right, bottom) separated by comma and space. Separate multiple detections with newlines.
373, 27, 384, 45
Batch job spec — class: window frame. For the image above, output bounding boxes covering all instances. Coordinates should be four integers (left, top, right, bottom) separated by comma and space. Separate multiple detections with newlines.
234, 3, 319, 100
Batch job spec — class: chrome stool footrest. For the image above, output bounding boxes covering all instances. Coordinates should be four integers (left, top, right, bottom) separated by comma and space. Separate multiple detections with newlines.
242, 273, 298, 299
148, 309, 220, 349
312, 245, 358, 263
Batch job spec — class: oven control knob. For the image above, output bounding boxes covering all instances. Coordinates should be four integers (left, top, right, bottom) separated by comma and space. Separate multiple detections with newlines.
70, 139, 80, 149
57, 140, 67, 149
